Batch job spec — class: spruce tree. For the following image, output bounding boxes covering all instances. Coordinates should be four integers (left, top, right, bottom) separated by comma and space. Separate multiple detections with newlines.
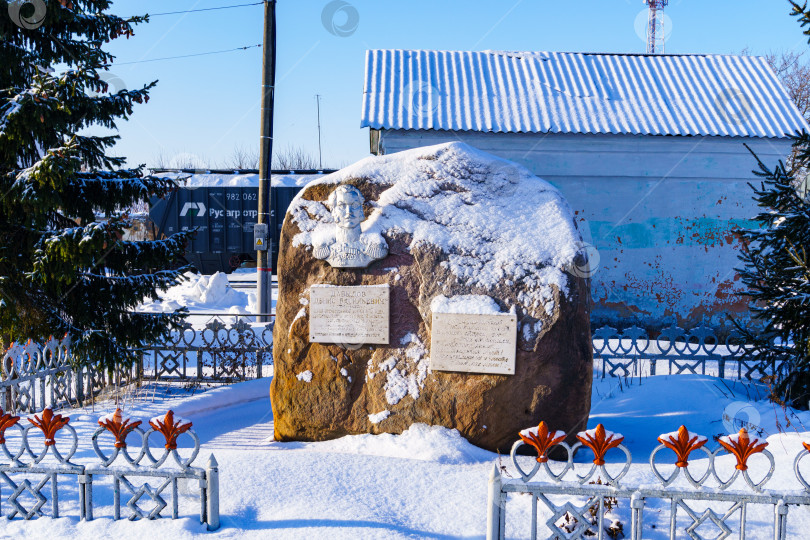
737, 150, 810, 406
0, 1, 191, 370
734, 1, 810, 406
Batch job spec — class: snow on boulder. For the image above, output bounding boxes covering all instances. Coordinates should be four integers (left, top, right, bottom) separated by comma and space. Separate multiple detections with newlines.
270, 142, 592, 452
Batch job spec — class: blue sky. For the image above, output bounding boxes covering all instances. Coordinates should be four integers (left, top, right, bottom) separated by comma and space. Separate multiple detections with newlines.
102, 0, 809, 169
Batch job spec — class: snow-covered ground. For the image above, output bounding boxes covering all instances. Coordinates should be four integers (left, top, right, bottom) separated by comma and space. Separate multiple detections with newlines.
5, 374, 810, 539
123, 276, 810, 537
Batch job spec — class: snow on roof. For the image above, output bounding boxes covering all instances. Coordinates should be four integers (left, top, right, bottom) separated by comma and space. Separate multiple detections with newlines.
288, 142, 582, 305
361, 50, 809, 138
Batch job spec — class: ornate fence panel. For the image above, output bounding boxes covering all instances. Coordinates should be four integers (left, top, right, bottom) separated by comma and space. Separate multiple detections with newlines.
592, 323, 788, 382
487, 422, 810, 540
1, 337, 138, 415
1, 317, 273, 415
140, 318, 274, 382
0, 407, 219, 529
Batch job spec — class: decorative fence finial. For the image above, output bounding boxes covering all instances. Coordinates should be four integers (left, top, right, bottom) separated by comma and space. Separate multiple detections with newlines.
717, 428, 768, 471
577, 424, 625, 466
657, 425, 708, 467
29, 408, 69, 446
519, 421, 566, 463
0, 408, 20, 444
149, 410, 192, 450
98, 408, 141, 449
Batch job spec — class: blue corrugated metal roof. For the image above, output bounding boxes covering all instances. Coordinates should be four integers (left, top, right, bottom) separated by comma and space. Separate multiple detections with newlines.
361, 50, 809, 138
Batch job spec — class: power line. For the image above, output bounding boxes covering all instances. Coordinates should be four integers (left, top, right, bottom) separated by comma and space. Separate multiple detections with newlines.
113, 44, 261, 65
148, 2, 263, 18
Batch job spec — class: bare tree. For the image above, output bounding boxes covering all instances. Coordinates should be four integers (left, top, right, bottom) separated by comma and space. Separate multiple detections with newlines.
150, 149, 173, 169
272, 144, 318, 170
224, 144, 259, 169
150, 144, 326, 171
149, 149, 207, 170
758, 50, 810, 183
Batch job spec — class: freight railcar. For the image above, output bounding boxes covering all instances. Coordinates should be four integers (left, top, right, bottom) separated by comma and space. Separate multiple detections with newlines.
148, 169, 334, 274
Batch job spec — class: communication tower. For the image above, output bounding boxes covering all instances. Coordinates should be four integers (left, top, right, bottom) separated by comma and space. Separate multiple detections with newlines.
645, 0, 669, 54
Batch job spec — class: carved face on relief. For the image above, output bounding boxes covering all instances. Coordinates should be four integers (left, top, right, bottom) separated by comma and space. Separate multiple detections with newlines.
329, 185, 365, 230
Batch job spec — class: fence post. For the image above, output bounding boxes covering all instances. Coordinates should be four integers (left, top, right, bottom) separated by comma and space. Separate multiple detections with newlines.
76, 365, 84, 405
775, 499, 788, 540
486, 463, 502, 540
206, 454, 220, 531
719, 358, 725, 379
78, 472, 93, 520
630, 491, 644, 540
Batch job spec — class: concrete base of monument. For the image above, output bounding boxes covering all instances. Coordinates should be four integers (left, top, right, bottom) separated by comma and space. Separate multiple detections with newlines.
270, 142, 593, 453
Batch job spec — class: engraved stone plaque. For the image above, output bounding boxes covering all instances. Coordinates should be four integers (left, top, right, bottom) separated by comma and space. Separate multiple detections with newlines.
309, 285, 389, 345
430, 312, 517, 375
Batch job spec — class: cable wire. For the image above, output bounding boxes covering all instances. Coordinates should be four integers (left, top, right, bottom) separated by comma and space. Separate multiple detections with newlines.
148, 2, 263, 17
113, 44, 261, 65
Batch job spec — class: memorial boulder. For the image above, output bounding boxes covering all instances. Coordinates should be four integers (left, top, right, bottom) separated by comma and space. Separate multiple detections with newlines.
270, 142, 592, 452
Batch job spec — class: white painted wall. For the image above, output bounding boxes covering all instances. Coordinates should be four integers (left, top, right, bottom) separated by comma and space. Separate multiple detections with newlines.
379, 130, 792, 329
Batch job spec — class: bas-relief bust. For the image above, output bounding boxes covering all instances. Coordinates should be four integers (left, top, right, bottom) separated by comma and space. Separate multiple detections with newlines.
312, 185, 388, 268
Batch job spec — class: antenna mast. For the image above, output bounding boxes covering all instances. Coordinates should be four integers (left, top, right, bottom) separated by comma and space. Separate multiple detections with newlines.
645, 0, 668, 54
315, 94, 322, 169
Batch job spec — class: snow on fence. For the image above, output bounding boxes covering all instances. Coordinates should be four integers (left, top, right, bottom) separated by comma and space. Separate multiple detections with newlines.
140, 318, 274, 382
1, 336, 137, 415
0, 407, 219, 529
487, 422, 810, 540
592, 323, 788, 381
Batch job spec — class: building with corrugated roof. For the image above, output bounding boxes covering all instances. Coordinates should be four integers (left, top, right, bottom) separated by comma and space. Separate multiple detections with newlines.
361, 50, 809, 329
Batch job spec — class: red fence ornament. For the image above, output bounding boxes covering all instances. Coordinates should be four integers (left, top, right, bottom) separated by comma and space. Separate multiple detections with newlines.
29, 408, 69, 446
519, 421, 566, 463
577, 424, 625, 466
717, 428, 769, 471
658, 425, 708, 468
98, 408, 142, 449
149, 410, 192, 450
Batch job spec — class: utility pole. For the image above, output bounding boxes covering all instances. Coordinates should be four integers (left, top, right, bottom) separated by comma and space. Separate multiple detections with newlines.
257, 0, 276, 322
315, 94, 323, 169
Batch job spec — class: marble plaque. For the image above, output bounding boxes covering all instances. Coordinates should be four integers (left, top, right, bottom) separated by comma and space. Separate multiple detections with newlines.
309, 285, 389, 345
430, 312, 517, 375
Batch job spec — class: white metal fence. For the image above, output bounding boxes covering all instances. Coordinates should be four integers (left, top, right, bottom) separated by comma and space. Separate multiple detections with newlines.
1, 336, 137, 415
0, 407, 219, 528
1, 322, 787, 418
487, 423, 810, 540
592, 323, 787, 381
140, 318, 274, 382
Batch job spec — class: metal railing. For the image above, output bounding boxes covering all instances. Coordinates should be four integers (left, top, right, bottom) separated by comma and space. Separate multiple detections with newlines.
140, 317, 274, 382
592, 323, 788, 382
3, 321, 789, 418
0, 407, 219, 529
487, 422, 810, 540
0, 317, 274, 417
1, 336, 138, 415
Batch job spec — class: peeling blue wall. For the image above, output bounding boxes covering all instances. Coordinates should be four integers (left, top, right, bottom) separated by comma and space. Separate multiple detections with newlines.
381, 130, 792, 330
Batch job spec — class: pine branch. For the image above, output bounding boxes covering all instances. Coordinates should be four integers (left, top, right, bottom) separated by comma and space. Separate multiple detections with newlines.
791, 1, 810, 43
1, 2, 189, 369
